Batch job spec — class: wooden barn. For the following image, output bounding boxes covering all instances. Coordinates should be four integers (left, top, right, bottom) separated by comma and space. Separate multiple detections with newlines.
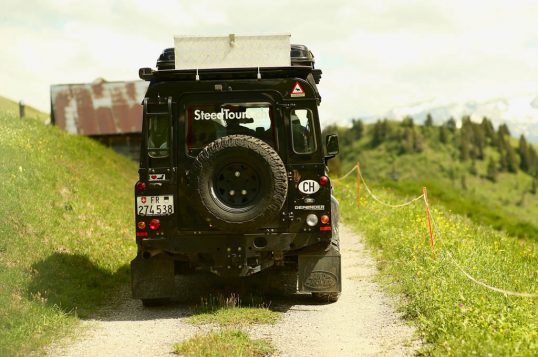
50, 78, 149, 160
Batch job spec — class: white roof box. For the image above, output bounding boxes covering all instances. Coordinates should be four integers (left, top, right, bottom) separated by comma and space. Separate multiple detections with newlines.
174, 34, 291, 70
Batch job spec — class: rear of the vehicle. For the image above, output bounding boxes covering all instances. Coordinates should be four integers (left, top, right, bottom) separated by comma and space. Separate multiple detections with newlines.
131, 35, 341, 305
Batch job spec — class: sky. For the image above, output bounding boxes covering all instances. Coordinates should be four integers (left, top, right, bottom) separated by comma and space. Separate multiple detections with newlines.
1, 0, 537, 126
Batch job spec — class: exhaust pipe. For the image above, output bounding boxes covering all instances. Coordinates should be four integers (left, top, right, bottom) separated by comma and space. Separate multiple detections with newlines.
142, 250, 162, 259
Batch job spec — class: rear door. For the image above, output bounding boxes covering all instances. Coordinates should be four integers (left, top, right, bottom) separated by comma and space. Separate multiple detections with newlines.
176, 92, 285, 230
284, 103, 330, 232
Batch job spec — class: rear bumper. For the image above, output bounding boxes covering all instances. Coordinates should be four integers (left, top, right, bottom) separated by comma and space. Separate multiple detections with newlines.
136, 231, 331, 276
137, 231, 330, 254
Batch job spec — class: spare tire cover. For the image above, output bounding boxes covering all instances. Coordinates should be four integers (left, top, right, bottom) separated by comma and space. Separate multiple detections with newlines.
191, 135, 288, 231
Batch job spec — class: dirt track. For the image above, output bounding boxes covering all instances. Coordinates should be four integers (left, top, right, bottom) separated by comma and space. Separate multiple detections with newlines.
47, 224, 419, 356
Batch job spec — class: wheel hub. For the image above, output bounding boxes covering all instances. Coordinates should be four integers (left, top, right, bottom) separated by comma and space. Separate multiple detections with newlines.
213, 162, 261, 208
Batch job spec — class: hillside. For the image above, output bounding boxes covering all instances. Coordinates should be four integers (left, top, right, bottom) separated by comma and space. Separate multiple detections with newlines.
0, 110, 137, 355
325, 118, 538, 240
0, 95, 49, 123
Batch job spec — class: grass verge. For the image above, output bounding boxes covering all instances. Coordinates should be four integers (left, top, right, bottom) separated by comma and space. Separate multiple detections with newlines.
0, 113, 137, 355
335, 180, 538, 356
383, 178, 538, 241
188, 294, 280, 326
173, 330, 274, 357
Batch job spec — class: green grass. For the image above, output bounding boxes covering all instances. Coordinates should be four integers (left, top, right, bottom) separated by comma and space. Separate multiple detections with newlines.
189, 294, 280, 326
173, 330, 274, 357
335, 180, 538, 356
0, 111, 138, 355
382, 178, 538, 241
0, 95, 49, 123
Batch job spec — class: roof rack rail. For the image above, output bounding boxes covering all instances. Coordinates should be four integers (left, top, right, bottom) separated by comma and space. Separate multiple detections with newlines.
139, 66, 322, 84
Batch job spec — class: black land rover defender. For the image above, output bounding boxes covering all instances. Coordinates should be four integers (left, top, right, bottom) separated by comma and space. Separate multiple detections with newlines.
131, 44, 341, 305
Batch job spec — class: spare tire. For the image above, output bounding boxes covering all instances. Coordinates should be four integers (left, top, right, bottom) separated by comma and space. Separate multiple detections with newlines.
191, 135, 288, 231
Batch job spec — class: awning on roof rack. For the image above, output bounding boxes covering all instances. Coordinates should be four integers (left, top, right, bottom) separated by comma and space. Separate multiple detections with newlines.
174, 34, 291, 70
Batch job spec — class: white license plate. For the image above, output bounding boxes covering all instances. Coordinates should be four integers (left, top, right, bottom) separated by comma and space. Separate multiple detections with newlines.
136, 195, 174, 216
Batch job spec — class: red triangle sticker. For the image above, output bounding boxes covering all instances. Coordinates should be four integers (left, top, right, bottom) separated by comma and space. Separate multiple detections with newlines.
290, 81, 305, 97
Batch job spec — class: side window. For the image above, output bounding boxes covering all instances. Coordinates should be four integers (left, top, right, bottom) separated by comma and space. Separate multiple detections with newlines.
147, 115, 169, 158
291, 109, 316, 154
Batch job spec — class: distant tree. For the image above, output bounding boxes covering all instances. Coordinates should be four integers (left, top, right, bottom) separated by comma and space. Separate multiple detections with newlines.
439, 125, 448, 144
350, 119, 364, 140
528, 146, 538, 177
498, 123, 511, 137
371, 119, 393, 147
487, 159, 498, 182
481, 117, 496, 144
471, 123, 486, 160
401, 116, 414, 128
425, 113, 434, 127
446, 117, 457, 133
371, 120, 385, 146
496, 131, 507, 150
398, 127, 414, 154
505, 144, 519, 173
531, 179, 537, 195
459, 134, 471, 161
518, 135, 530, 171
498, 147, 509, 172
413, 130, 424, 152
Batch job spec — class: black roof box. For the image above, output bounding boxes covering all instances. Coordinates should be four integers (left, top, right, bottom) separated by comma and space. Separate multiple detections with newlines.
290, 44, 315, 68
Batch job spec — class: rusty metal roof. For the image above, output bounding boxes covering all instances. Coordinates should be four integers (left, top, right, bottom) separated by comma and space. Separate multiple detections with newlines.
50, 79, 148, 136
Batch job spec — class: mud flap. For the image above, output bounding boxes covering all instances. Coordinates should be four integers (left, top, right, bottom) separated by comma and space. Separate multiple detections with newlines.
131, 254, 175, 299
298, 245, 341, 293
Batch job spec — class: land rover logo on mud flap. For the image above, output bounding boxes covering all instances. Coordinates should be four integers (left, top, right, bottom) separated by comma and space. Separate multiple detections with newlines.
304, 271, 338, 290
298, 180, 320, 194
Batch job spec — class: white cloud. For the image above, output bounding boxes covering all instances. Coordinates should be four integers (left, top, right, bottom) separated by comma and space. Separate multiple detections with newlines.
0, 0, 537, 126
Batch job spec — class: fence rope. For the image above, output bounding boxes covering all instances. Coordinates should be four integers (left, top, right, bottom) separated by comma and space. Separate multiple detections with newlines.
332, 164, 358, 181
429, 213, 538, 298
334, 161, 538, 298
358, 169, 424, 208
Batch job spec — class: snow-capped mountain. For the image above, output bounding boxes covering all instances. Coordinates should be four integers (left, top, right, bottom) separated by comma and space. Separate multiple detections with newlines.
370, 94, 538, 143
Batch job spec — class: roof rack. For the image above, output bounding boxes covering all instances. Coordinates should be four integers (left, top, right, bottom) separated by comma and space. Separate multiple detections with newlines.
139, 66, 322, 84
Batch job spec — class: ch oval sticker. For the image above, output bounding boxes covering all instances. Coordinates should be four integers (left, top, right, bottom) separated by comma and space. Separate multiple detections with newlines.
298, 180, 320, 194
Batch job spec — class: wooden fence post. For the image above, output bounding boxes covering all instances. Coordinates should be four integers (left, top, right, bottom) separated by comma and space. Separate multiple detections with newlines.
423, 187, 436, 258
19, 100, 25, 118
357, 161, 361, 208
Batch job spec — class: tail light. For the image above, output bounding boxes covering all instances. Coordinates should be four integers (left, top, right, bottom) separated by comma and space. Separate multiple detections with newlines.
137, 221, 146, 230
136, 181, 146, 191
320, 215, 330, 224
149, 219, 160, 230
319, 176, 329, 186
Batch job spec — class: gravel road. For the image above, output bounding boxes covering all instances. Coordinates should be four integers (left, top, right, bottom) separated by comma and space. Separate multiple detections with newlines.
47, 224, 419, 356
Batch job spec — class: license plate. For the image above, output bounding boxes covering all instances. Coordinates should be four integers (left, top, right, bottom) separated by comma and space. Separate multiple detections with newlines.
136, 195, 174, 216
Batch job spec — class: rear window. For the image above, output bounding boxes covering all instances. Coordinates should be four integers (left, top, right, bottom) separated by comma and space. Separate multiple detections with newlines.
147, 115, 169, 158
186, 102, 275, 155
291, 109, 316, 154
